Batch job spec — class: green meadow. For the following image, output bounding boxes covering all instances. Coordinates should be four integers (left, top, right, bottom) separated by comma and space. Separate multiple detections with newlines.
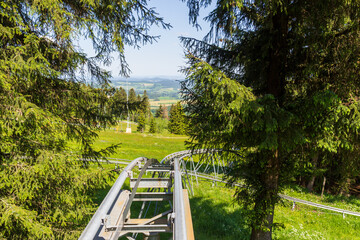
92, 124, 187, 160
87, 127, 360, 240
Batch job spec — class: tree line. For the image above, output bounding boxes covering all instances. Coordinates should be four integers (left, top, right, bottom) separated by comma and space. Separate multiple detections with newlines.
109, 86, 187, 134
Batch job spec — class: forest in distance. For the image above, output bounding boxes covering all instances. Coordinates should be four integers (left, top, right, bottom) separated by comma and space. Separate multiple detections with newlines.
1, 0, 360, 240
110, 77, 182, 101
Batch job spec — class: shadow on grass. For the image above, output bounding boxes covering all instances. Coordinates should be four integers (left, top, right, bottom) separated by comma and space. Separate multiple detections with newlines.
190, 196, 250, 240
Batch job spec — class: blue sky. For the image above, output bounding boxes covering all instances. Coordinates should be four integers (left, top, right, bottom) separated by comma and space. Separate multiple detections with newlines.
80, 0, 211, 79
123, 0, 210, 78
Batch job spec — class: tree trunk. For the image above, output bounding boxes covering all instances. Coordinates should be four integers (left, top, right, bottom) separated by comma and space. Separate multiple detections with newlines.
266, 4, 288, 101
321, 176, 326, 198
250, 205, 275, 240
307, 175, 316, 192
250, 150, 280, 240
307, 153, 319, 192
250, 3, 289, 239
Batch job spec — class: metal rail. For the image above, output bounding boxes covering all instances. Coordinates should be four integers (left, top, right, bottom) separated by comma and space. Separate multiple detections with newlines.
80, 149, 360, 240
80, 158, 132, 165
173, 158, 187, 240
79, 157, 146, 240
79, 156, 194, 240
279, 194, 360, 217
163, 150, 360, 219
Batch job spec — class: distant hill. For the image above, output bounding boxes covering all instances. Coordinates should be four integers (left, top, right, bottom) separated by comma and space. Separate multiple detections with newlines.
110, 77, 182, 100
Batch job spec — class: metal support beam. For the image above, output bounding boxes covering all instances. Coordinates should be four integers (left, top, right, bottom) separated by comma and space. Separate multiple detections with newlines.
122, 224, 171, 232
133, 192, 173, 202
183, 189, 194, 240
130, 178, 172, 188
98, 190, 130, 239
143, 164, 173, 172
110, 159, 154, 240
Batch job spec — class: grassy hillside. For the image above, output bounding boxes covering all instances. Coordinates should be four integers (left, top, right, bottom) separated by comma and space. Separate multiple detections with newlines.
85, 127, 360, 240
93, 123, 186, 160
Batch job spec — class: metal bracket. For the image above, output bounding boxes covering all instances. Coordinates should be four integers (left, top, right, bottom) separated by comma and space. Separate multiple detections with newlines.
102, 215, 111, 231
127, 170, 133, 178
105, 226, 117, 232
170, 212, 176, 223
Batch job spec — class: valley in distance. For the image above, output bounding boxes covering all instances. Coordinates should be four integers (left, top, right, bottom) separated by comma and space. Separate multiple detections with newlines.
111, 76, 182, 110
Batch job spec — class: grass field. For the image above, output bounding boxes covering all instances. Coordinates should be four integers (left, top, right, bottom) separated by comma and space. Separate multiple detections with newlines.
87, 128, 360, 240
93, 124, 187, 160
150, 99, 179, 107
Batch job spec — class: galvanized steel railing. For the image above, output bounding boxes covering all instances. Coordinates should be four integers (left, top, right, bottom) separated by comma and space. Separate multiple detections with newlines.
162, 149, 360, 219
79, 157, 146, 240
173, 157, 187, 240
80, 149, 360, 240
79, 155, 194, 240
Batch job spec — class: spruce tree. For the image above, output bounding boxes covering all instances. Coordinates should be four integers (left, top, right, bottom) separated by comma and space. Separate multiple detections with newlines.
182, 1, 360, 239
149, 117, 156, 133
111, 87, 128, 119
0, 0, 169, 238
168, 102, 186, 135
155, 104, 169, 119
137, 112, 146, 133
155, 104, 164, 118
141, 90, 151, 119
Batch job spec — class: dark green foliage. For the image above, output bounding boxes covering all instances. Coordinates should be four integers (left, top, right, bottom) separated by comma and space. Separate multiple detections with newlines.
110, 87, 128, 119
128, 88, 138, 104
155, 104, 169, 119
182, 0, 360, 239
0, 0, 169, 238
155, 105, 164, 118
0, 152, 115, 239
141, 90, 151, 119
137, 112, 146, 133
168, 102, 187, 135
149, 117, 156, 133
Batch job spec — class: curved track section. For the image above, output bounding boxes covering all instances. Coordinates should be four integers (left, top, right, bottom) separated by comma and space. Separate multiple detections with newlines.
161, 150, 360, 218
80, 150, 360, 239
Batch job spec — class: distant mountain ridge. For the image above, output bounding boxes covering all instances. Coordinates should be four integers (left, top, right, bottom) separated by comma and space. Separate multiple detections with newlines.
111, 76, 184, 83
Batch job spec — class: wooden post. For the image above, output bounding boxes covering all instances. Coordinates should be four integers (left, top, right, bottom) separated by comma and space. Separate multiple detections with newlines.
321, 176, 326, 199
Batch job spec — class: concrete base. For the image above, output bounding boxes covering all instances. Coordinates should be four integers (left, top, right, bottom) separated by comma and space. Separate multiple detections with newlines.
126, 127, 132, 133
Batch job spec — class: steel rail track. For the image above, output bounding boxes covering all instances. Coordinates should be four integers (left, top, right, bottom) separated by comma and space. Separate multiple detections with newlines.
161, 150, 360, 218
79, 150, 360, 240
79, 156, 194, 240
87, 151, 360, 218
79, 157, 146, 240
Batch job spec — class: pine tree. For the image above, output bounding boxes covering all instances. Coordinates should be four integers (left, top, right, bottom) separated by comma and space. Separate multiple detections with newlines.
149, 117, 156, 133
155, 104, 169, 119
137, 112, 146, 133
141, 90, 151, 119
155, 105, 164, 118
0, 0, 170, 238
111, 87, 128, 119
182, 1, 360, 239
127, 88, 137, 121
128, 88, 138, 105
168, 102, 186, 135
